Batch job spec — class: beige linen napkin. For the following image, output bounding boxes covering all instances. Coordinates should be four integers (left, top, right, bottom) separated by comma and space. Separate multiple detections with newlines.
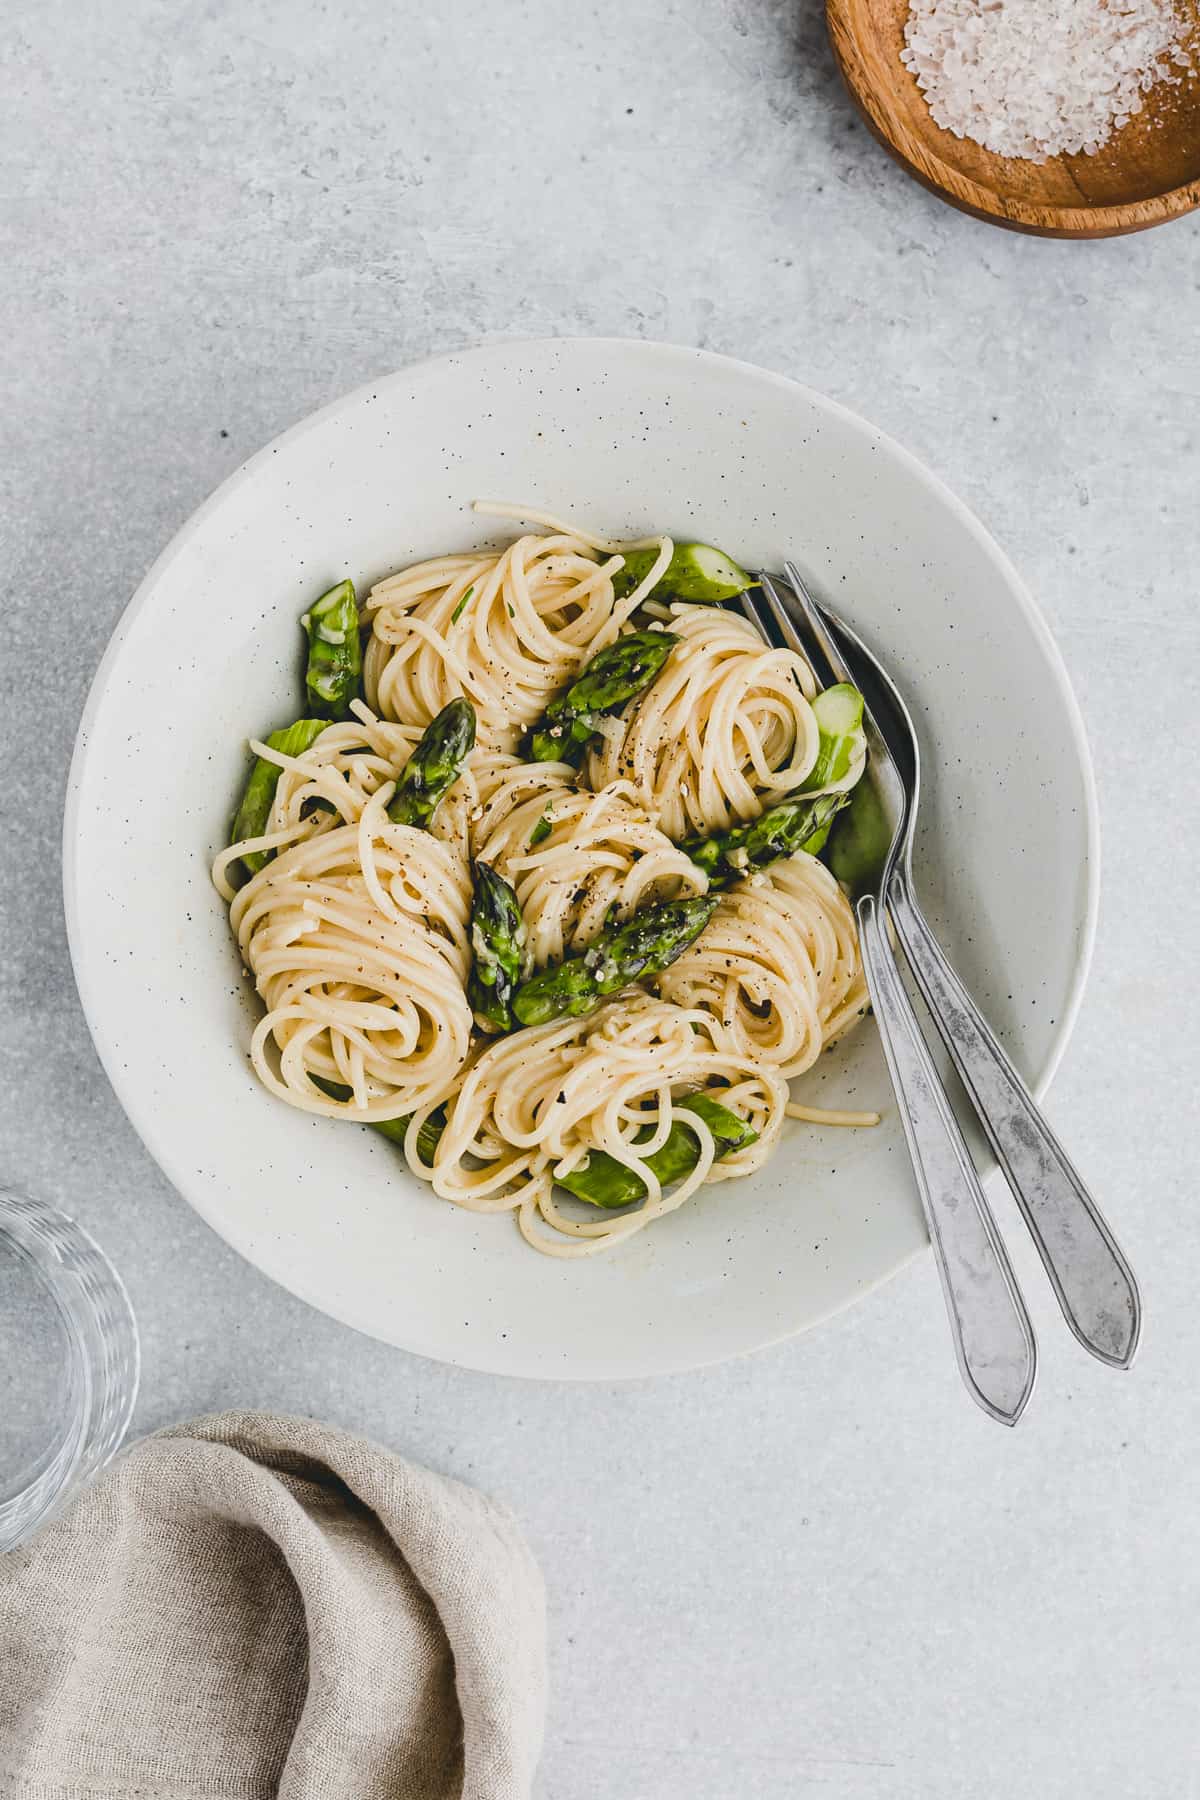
0, 1411, 545, 1800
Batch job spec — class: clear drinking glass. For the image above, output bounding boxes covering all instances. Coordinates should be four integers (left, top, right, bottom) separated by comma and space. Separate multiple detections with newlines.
0, 1190, 139, 1552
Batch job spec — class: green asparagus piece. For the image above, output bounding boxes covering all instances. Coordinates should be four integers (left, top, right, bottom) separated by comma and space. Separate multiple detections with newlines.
230, 718, 330, 878
609, 541, 752, 604
370, 1107, 445, 1168
797, 815, 835, 860
387, 698, 476, 827
468, 861, 526, 1033
827, 778, 894, 898
303, 579, 362, 719
527, 630, 678, 765
510, 895, 719, 1027
558, 1093, 758, 1209
313, 1077, 446, 1168
802, 685, 865, 792
682, 790, 849, 888
796, 685, 867, 854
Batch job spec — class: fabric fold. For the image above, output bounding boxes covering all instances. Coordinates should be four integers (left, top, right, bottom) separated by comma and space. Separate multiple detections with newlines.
0, 1411, 545, 1800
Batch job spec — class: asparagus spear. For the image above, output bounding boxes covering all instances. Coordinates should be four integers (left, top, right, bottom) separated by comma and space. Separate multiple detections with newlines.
558, 1093, 758, 1209
610, 541, 752, 604
370, 1107, 445, 1167
827, 778, 894, 898
345, 1087, 750, 1204
802, 685, 865, 792
796, 684, 867, 854
682, 790, 849, 888
527, 630, 678, 765
468, 861, 526, 1033
510, 895, 719, 1027
314, 1077, 445, 1168
230, 718, 330, 878
303, 579, 362, 719
387, 698, 477, 827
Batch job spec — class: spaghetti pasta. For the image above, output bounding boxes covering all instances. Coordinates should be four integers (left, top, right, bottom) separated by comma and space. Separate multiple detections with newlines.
363, 520, 671, 752
586, 602, 822, 838
215, 509, 874, 1256
217, 708, 474, 1121
657, 853, 869, 1079
472, 766, 708, 966
426, 995, 788, 1257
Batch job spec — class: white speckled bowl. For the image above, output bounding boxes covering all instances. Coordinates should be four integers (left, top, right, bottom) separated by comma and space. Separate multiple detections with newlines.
64, 340, 1097, 1379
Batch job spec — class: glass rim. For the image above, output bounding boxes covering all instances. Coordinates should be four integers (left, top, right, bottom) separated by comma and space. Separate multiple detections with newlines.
0, 1189, 139, 1550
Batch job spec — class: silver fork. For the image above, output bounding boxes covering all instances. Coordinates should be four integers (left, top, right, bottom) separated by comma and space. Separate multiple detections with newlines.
741, 577, 1037, 1426
770, 562, 1141, 1372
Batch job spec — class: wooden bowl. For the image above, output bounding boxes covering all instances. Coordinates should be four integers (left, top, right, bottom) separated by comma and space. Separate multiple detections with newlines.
827, 0, 1200, 237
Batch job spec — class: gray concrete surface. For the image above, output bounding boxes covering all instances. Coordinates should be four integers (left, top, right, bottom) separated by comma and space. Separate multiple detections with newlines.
2, 3, 1198, 1795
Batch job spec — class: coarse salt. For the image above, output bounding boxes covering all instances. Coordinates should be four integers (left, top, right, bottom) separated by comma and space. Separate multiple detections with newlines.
900, 0, 1192, 162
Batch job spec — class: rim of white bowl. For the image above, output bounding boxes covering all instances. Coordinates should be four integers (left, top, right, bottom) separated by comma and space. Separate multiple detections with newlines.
62, 338, 1100, 1376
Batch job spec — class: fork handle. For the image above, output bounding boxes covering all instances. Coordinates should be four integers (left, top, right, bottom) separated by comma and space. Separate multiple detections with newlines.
887, 872, 1141, 1368
857, 895, 1037, 1424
